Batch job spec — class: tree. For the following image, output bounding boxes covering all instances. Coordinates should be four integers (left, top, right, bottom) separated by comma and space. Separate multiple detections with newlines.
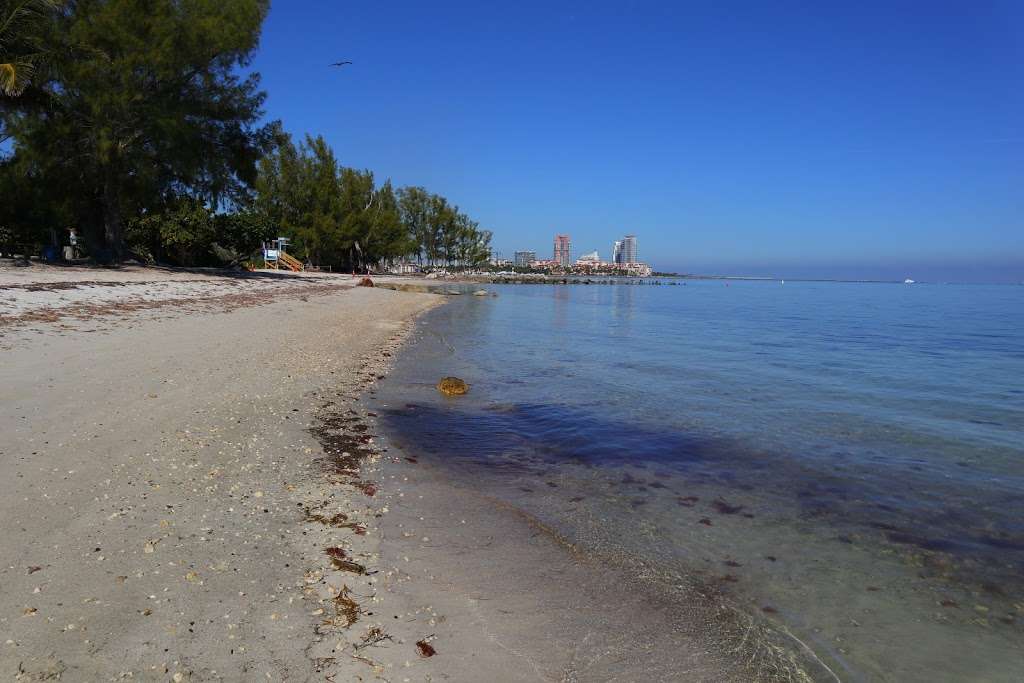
426, 195, 452, 265
397, 186, 432, 264
125, 198, 216, 266
364, 179, 415, 267
1, 0, 273, 259
252, 131, 491, 272
0, 153, 72, 255
124, 200, 270, 266
254, 133, 345, 266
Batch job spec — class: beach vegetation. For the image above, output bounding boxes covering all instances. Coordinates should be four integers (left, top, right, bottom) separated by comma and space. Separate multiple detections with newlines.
125, 198, 271, 266
1, 0, 273, 261
0, 0, 491, 270
253, 132, 490, 271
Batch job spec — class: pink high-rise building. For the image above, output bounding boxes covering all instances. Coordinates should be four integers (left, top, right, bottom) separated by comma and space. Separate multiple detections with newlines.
553, 234, 571, 266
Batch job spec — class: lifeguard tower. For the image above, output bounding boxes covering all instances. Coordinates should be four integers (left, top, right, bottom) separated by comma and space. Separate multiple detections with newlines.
262, 237, 304, 272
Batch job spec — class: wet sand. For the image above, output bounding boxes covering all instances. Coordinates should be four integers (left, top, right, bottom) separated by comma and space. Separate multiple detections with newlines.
362, 443, 825, 682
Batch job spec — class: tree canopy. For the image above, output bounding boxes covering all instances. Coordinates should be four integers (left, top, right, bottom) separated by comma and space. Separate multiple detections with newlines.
2, 0, 272, 259
253, 133, 491, 270
0, 0, 493, 270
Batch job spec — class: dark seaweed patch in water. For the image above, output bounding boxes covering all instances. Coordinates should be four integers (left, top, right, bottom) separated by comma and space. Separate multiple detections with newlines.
886, 531, 960, 553
384, 402, 729, 471
380, 401, 1024, 598
712, 499, 744, 515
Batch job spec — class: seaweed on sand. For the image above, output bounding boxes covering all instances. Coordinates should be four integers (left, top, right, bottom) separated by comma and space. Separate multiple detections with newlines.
355, 482, 377, 497
304, 509, 349, 526
331, 586, 361, 628
354, 627, 393, 651
307, 399, 382, 498
317, 585, 362, 632
303, 507, 366, 534
415, 638, 437, 657
325, 547, 367, 574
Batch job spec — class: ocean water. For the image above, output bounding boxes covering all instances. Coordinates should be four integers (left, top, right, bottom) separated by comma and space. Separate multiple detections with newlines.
374, 280, 1024, 681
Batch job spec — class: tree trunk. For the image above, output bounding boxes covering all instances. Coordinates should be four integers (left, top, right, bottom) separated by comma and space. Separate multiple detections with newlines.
102, 171, 123, 262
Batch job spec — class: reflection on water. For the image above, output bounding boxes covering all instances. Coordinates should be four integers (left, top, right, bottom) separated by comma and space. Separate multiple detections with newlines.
376, 281, 1024, 681
610, 282, 636, 327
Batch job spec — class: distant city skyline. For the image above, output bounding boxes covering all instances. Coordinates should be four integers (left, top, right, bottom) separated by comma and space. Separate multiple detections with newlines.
504, 232, 643, 268
254, 3, 1023, 282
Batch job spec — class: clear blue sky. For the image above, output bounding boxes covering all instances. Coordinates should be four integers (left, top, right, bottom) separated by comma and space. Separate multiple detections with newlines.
252, 1, 1023, 281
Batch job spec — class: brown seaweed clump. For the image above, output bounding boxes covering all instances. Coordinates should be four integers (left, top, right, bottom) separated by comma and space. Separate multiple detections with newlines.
436, 377, 469, 395
325, 547, 367, 574
332, 586, 361, 628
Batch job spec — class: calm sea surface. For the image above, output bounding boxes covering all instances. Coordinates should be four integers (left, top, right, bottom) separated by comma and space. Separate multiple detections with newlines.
374, 280, 1024, 681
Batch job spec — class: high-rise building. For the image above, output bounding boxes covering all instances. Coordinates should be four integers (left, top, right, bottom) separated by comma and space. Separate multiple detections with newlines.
612, 235, 638, 265
513, 250, 536, 267
553, 234, 571, 266
621, 234, 638, 264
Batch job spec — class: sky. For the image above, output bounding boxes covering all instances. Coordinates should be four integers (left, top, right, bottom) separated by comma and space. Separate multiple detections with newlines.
251, 1, 1023, 281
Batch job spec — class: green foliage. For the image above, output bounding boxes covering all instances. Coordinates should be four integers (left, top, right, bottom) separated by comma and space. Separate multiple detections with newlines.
0, 154, 72, 255
254, 133, 491, 271
1, 0, 273, 257
0, 1, 496, 269
213, 209, 273, 262
125, 200, 270, 266
126, 199, 215, 266
397, 186, 432, 261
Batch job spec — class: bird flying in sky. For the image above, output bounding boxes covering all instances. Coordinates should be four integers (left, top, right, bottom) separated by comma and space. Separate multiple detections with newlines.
330, 61, 353, 67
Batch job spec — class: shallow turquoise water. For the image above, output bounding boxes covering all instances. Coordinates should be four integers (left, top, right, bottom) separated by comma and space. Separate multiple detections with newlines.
376, 280, 1024, 681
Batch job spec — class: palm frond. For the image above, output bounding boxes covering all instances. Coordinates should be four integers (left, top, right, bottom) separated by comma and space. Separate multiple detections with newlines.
0, 0, 60, 95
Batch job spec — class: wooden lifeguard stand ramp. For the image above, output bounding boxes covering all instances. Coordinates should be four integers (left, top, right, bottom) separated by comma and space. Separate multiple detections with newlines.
262, 237, 304, 272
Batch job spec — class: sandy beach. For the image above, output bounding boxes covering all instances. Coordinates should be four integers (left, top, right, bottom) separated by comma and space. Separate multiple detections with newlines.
1, 263, 816, 682
0, 264, 449, 680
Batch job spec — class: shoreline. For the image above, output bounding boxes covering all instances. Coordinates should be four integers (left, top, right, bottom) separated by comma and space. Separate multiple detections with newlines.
364, 431, 828, 681
6, 265, 1016, 679
363, 284, 1024, 681
360, 305, 827, 683
0, 264, 817, 680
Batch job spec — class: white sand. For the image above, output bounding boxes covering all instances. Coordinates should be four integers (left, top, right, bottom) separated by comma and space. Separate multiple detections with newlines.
0, 265, 447, 680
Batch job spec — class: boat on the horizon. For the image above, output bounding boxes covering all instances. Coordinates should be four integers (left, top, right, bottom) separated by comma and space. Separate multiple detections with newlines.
904, 278, 915, 284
